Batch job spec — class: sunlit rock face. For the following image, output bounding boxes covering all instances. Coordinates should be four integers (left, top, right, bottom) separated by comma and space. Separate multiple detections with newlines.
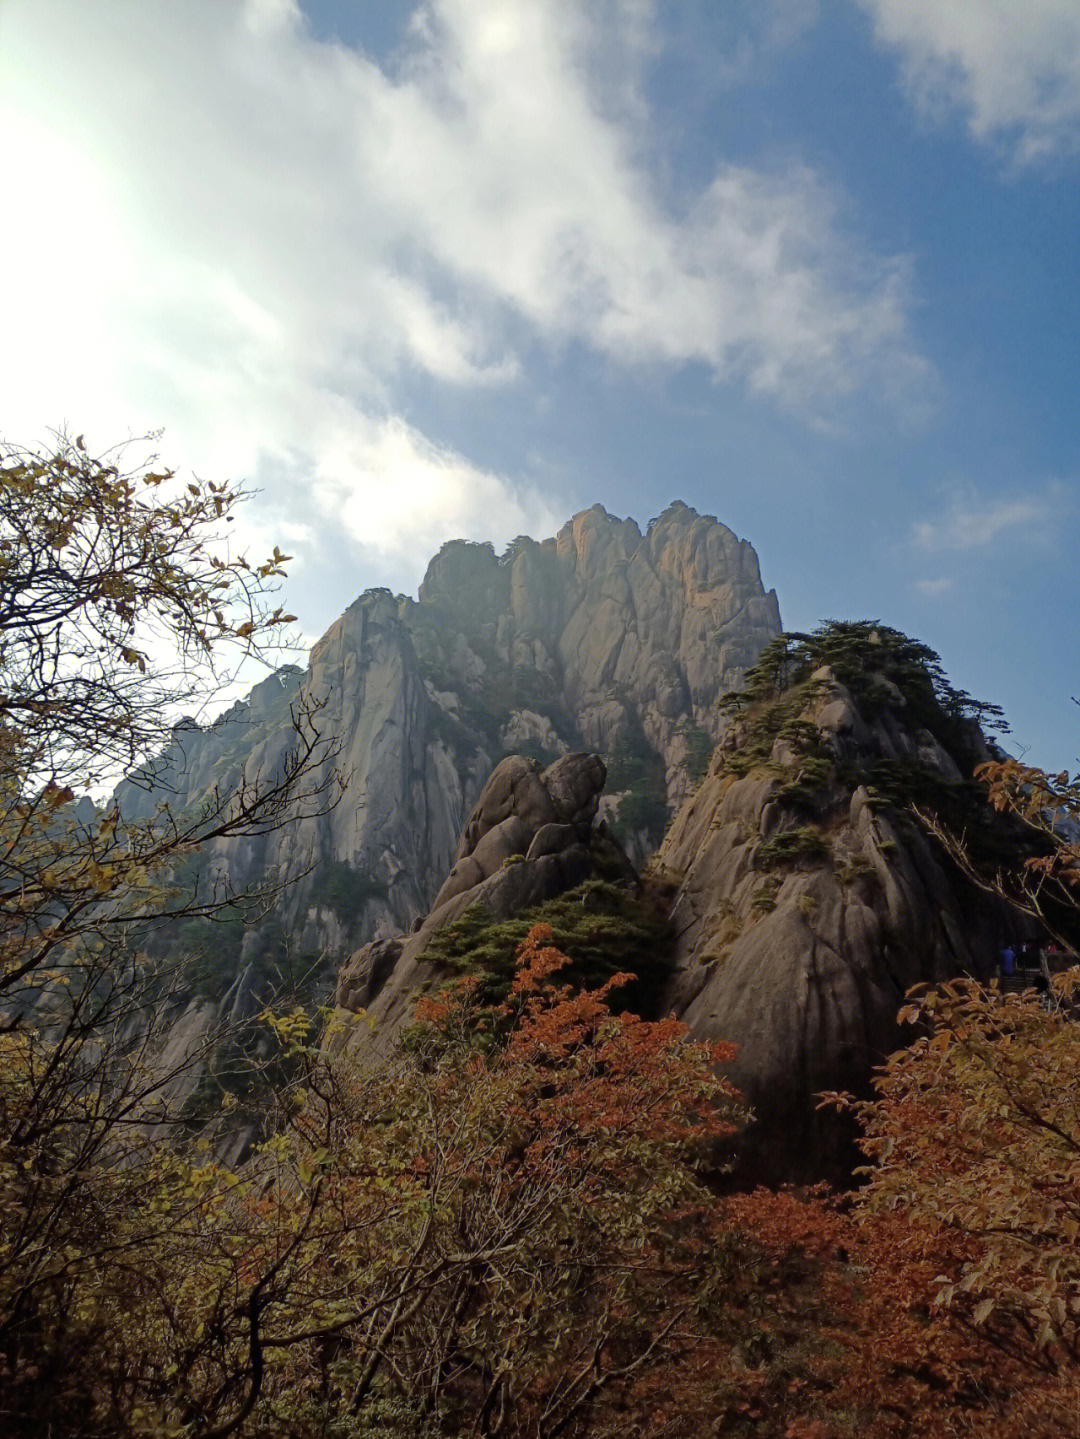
117, 502, 780, 990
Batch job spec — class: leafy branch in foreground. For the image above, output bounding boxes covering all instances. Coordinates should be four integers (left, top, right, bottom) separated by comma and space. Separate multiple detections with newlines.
828, 974, 1080, 1368
0, 432, 297, 791
243, 925, 747, 1437
917, 756, 1080, 950
0, 433, 343, 1436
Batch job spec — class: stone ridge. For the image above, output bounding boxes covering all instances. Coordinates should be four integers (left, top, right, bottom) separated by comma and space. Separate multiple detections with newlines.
656, 661, 1009, 1185
114, 502, 780, 987
418, 501, 778, 724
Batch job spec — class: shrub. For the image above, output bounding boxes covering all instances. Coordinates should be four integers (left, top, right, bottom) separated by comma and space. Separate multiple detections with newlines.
755, 826, 830, 869
421, 879, 674, 1018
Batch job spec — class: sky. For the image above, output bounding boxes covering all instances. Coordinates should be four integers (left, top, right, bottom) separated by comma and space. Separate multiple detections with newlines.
2, 0, 1078, 766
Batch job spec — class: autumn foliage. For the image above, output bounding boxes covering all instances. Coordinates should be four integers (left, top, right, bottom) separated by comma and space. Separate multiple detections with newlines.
11, 911, 1078, 1437
254, 924, 748, 1436
703, 972, 1080, 1438
2, 921, 749, 1435
9, 440, 1080, 1436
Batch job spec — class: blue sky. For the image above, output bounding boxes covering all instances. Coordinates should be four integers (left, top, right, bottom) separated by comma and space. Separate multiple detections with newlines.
2, 0, 1078, 765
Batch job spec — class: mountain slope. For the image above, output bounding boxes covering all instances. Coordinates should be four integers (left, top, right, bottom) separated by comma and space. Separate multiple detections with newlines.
118, 502, 780, 995
656, 624, 1023, 1182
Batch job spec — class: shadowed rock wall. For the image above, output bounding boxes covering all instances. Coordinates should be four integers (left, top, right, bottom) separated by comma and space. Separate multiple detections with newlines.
657, 662, 1013, 1184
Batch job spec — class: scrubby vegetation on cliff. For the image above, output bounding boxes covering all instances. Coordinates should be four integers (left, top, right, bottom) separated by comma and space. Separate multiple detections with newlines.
726, 619, 1006, 737
714, 620, 1051, 890
421, 876, 674, 1018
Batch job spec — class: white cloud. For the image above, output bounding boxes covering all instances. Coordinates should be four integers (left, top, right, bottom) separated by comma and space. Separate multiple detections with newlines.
307, 404, 562, 557
914, 486, 1066, 551
2, 0, 923, 580
914, 577, 953, 597
857, 0, 1080, 162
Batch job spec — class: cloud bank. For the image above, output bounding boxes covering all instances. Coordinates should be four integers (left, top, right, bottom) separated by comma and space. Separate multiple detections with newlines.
3, 0, 922, 570
858, 0, 1080, 163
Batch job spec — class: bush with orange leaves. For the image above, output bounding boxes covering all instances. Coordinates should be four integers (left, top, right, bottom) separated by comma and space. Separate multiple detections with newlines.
53, 922, 744, 1438
277, 921, 748, 1437
702, 971, 1080, 1439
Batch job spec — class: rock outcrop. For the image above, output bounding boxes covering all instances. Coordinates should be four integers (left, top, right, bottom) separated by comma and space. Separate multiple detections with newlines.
117, 503, 779, 995
656, 644, 1015, 1184
411, 502, 780, 833
335, 751, 638, 1054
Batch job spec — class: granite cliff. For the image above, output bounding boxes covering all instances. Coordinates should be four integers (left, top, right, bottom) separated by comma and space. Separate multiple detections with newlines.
655, 623, 1024, 1182
333, 623, 1037, 1184
118, 502, 779, 999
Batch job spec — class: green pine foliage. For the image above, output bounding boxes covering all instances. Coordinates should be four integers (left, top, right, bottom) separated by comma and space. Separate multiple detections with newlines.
683, 723, 715, 785
755, 826, 830, 869
724, 620, 1007, 758
421, 879, 674, 1018
606, 730, 669, 847
310, 859, 388, 929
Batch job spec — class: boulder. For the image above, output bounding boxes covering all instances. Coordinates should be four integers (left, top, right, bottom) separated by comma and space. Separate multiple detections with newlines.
335, 937, 404, 1013
334, 751, 639, 1063
456, 757, 557, 859
431, 855, 483, 910
526, 822, 578, 861
541, 753, 607, 824
471, 814, 533, 878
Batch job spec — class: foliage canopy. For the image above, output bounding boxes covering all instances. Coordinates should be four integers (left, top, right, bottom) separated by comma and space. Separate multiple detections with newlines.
725, 619, 1007, 756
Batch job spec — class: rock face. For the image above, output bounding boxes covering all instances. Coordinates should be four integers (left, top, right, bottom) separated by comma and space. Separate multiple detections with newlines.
656, 660, 1010, 1185
335, 751, 636, 1054
413, 502, 780, 832
117, 503, 779, 992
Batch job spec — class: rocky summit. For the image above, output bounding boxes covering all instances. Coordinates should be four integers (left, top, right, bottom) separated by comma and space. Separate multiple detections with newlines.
117, 501, 779, 992
657, 627, 1022, 1182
